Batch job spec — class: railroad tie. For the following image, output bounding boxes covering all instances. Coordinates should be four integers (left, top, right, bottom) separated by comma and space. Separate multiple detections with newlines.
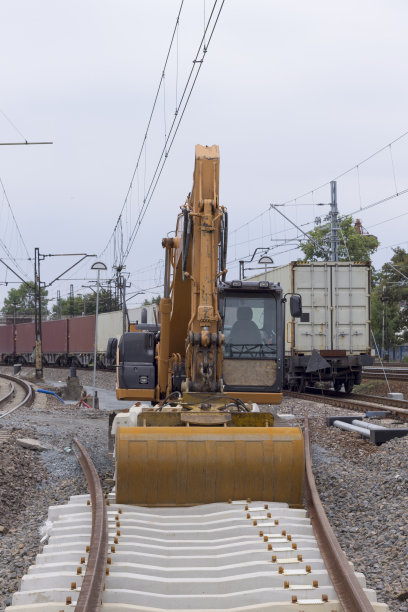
5, 496, 388, 611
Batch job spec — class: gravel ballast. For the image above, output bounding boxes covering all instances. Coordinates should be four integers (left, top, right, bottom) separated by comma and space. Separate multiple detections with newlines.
0, 367, 407, 611
286, 397, 408, 612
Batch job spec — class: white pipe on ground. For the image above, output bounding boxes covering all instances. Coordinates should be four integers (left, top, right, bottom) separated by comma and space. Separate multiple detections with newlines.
333, 420, 370, 437
351, 419, 387, 431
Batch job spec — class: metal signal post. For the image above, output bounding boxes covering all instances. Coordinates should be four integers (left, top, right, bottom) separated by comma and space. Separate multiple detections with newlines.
330, 181, 339, 262
34, 247, 44, 379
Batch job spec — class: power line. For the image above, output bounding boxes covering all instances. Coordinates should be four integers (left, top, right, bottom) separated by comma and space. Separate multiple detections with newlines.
0, 233, 30, 281
102, 0, 226, 269
0, 108, 28, 142
0, 141, 53, 146
277, 128, 408, 209
348, 187, 408, 216
0, 176, 31, 259
101, 0, 186, 259
0, 108, 52, 146
121, 0, 226, 264
366, 209, 408, 231
230, 128, 408, 234
377, 239, 408, 253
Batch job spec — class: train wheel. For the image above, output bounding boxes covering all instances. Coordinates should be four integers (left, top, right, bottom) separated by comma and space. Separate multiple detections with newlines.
333, 380, 343, 392
290, 377, 305, 393
344, 379, 354, 395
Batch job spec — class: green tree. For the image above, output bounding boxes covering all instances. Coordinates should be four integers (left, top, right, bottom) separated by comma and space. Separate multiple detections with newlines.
142, 295, 161, 306
2, 281, 48, 317
371, 284, 402, 353
371, 248, 408, 350
300, 216, 379, 262
51, 289, 120, 318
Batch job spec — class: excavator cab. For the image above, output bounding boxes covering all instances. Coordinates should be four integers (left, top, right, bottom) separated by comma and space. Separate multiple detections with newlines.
219, 281, 284, 402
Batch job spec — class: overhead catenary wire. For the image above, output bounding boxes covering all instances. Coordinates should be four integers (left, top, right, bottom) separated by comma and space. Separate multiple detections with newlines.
348, 187, 408, 216
0, 175, 32, 285
0, 108, 28, 142
102, 0, 226, 269
0, 108, 52, 146
101, 0, 186, 260
0, 176, 30, 260
230, 128, 408, 236
121, 0, 226, 264
277, 128, 408, 209
366, 208, 408, 230
225, 128, 408, 273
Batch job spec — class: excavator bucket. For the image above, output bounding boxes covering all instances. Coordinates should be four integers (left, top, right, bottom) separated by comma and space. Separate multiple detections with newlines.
116, 426, 305, 507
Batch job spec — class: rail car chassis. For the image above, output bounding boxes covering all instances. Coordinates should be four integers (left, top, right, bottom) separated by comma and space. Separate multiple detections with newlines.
1, 351, 113, 369
285, 351, 373, 394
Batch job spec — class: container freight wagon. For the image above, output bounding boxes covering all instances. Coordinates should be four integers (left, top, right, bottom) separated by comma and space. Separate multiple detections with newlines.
0, 304, 159, 367
250, 262, 373, 393
0, 324, 15, 361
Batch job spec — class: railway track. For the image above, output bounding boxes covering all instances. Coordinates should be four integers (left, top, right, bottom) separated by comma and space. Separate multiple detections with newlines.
0, 373, 33, 419
285, 388, 408, 421
362, 366, 408, 382
362, 372, 408, 381
5, 423, 388, 612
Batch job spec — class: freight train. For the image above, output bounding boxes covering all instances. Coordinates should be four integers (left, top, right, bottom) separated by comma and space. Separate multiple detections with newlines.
250, 261, 374, 393
0, 305, 158, 368
1, 263, 374, 394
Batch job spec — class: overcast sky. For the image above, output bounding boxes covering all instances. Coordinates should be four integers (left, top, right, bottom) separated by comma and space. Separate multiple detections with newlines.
1, 0, 407, 310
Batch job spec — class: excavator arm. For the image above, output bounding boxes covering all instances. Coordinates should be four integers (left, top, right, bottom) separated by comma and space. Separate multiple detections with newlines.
158, 145, 225, 398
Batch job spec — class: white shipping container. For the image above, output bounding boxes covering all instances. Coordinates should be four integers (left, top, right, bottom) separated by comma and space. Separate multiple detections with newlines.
96, 305, 159, 352
249, 262, 371, 356
127, 305, 158, 325
96, 310, 123, 352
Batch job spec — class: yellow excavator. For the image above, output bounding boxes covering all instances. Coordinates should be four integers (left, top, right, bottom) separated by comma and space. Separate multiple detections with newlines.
113, 145, 304, 508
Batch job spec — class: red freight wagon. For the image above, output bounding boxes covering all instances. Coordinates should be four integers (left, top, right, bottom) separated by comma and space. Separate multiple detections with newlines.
0, 325, 15, 354
15, 322, 35, 353
68, 315, 95, 353
42, 319, 69, 353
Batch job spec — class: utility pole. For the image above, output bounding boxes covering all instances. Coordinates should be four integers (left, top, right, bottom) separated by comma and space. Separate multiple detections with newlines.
70, 284, 74, 318
119, 274, 131, 335
330, 181, 339, 262
114, 264, 130, 334
381, 287, 387, 360
91, 262, 107, 408
57, 290, 62, 319
31, 250, 96, 377
114, 267, 121, 306
34, 247, 43, 379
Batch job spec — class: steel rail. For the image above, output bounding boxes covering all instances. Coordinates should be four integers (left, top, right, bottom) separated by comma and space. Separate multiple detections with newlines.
315, 389, 408, 409
0, 373, 33, 418
73, 438, 108, 612
362, 372, 408, 381
352, 392, 408, 409
285, 389, 408, 420
300, 387, 408, 409
0, 380, 14, 407
304, 417, 375, 612
364, 366, 408, 371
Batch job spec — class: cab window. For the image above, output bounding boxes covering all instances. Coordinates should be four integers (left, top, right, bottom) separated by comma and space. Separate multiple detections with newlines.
223, 295, 277, 358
